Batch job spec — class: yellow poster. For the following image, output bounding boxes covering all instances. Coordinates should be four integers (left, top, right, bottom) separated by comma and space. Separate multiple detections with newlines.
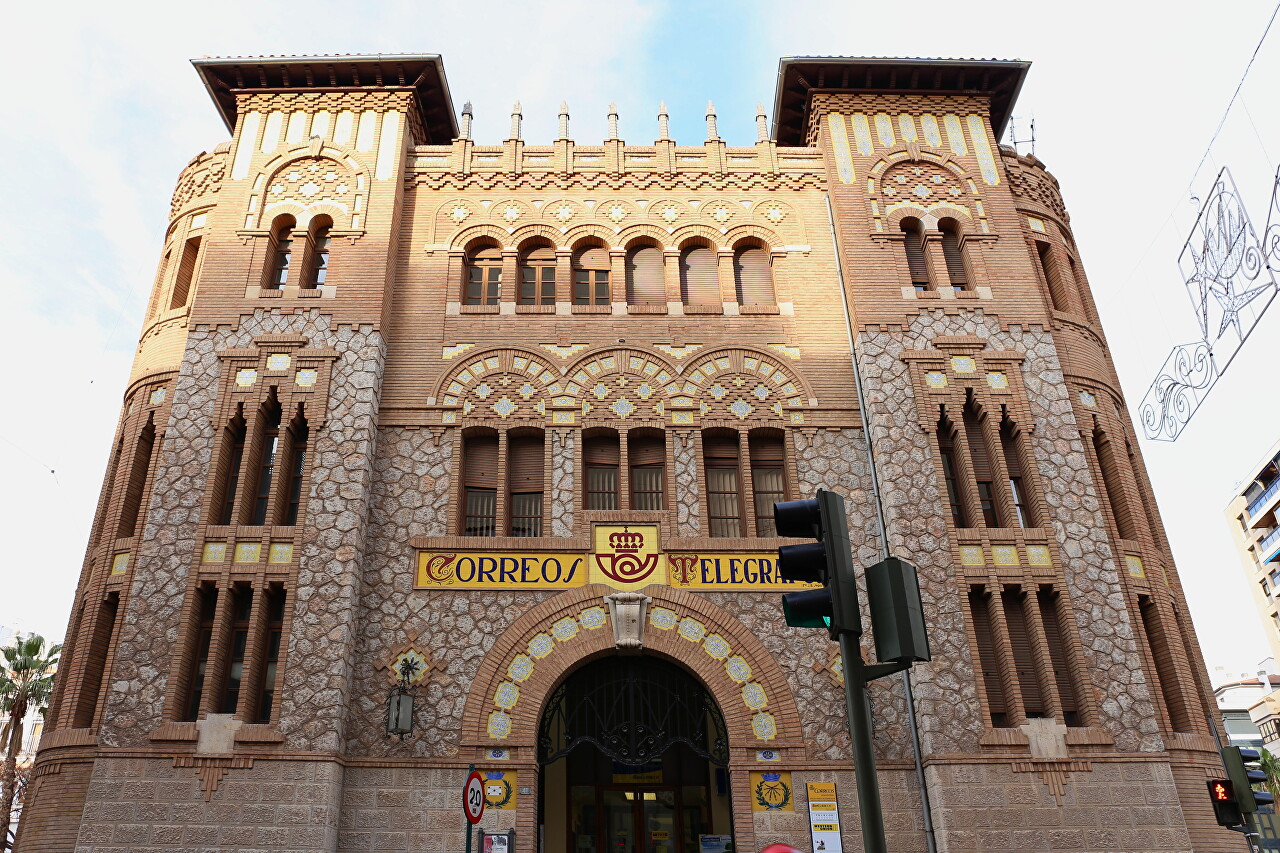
751, 771, 794, 811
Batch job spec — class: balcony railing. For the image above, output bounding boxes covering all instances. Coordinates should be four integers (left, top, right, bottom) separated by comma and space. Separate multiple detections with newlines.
1262, 527, 1280, 564
1249, 479, 1280, 519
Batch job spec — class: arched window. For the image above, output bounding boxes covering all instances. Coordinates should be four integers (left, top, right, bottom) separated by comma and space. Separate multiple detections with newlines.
464, 244, 502, 306
508, 430, 545, 536
519, 243, 556, 306
302, 218, 332, 290
170, 237, 200, 309
938, 219, 967, 292
213, 408, 247, 526
937, 408, 967, 528
628, 430, 665, 510
749, 431, 786, 535
733, 245, 774, 305
703, 430, 742, 537
584, 430, 620, 510
680, 245, 719, 306
264, 216, 296, 290
626, 243, 665, 305
573, 245, 611, 306
462, 430, 499, 536
900, 217, 930, 291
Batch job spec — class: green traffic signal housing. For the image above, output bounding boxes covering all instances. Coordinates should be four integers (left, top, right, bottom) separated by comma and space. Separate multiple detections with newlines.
1221, 746, 1276, 813
774, 491, 862, 636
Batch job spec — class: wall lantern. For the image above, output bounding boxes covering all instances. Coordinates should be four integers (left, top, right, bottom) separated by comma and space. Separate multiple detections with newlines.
385, 655, 422, 739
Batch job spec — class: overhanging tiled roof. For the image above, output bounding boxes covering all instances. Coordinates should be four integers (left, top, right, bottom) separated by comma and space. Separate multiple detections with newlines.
771, 56, 1030, 146
192, 54, 458, 144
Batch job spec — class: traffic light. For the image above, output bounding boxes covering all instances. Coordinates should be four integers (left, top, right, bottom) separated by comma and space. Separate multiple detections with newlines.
774, 490, 862, 637
1208, 778, 1243, 827
1222, 746, 1276, 813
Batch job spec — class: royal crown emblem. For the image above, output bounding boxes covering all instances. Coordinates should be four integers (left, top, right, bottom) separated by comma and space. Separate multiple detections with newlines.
595, 526, 659, 584
754, 772, 791, 810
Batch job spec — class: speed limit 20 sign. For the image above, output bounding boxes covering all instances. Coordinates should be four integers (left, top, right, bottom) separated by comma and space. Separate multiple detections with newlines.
464, 770, 485, 824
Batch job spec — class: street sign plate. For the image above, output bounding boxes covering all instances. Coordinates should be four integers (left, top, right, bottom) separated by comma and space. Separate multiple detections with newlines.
464, 771, 485, 824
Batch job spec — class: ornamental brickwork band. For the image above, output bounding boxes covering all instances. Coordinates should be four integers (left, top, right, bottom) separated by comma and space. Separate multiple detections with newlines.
17, 54, 1227, 853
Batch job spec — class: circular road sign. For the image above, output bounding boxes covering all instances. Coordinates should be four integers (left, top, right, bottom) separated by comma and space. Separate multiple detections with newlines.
464, 770, 485, 824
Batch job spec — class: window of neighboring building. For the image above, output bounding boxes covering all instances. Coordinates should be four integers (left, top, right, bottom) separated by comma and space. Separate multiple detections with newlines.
508, 430, 545, 536
680, 245, 719, 305
520, 243, 556, 305
464, 244, 502, 305
900, 217, 930, 291
626, 243, 665, 305
462, 431, 499, 536
573, 245, 611, 306
584, 430, 621, 510
733, 244, 774, 305
628, 430, 665, 510
703, 431, 742, 537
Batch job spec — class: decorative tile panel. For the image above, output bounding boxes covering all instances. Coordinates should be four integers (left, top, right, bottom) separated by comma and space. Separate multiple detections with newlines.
233, 542, 261, 563
960, 545, 985, 566
201, 542, 227, 563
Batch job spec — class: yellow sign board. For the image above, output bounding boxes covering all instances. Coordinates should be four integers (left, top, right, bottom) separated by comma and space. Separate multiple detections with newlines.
416, 525, 821, 593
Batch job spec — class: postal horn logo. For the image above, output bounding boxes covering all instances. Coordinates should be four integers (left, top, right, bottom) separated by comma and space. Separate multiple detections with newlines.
595, 526, 659, 584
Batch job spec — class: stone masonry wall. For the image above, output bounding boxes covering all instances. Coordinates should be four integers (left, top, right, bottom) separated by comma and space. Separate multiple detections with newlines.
857, 308, 1159, 755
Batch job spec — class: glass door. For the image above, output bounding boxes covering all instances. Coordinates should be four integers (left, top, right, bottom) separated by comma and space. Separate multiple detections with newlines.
602, 789, 635, 853
641, 789, 678, 853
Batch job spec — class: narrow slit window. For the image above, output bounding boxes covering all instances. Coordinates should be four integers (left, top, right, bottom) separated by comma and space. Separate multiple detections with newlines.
939, 219, 967, 292
900, 217, 930, 291
937, 409, 967, 527
304, 223, 331, 290
265, 217, 295, 289
215, 412, 247, 526
184, 585, 218, 721
964, 400, 1000, 527
1038, 586, 1083, 726
969, 586, 1010, 727
70, 593, 119, 728
170, 236, 200, 309
1036, 240, 1072, 312
1002, 415, 1037, 528
281, 409, 309, 526
220, 586, 253, 714
256, 585, 286, 723
1093, 427, 1136, 539
249, 397, 283, 526
1139, 595, 1193, 733
1002, 587, 1044, 718
118, 417, 156, 538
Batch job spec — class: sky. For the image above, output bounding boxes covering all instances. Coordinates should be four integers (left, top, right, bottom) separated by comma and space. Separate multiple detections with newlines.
1, 0, 1279, 685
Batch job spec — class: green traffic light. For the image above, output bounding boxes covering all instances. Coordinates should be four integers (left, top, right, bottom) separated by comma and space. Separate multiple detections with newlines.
783, 588, 834, 628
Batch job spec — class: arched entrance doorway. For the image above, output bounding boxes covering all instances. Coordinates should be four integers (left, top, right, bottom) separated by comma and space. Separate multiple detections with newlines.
538, 654, 736, 853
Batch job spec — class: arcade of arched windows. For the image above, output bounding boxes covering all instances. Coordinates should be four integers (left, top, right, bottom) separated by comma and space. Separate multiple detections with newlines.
437, 346, 812, 541
452, 230, 782, 314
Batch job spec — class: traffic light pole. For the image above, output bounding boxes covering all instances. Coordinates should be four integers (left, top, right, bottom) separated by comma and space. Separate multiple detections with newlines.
838, 630, 889, 853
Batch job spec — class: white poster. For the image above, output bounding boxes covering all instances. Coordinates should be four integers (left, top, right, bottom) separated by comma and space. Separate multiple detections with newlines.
806, 782, 843, 853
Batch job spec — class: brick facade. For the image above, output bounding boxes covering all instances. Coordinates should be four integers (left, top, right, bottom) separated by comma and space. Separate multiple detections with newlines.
18, 55, 1230, 853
